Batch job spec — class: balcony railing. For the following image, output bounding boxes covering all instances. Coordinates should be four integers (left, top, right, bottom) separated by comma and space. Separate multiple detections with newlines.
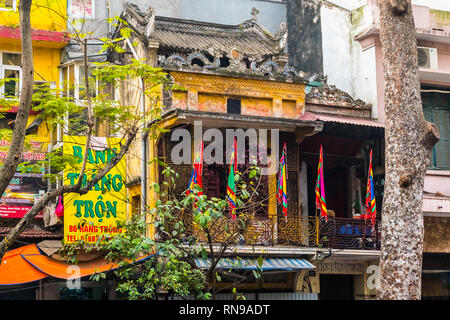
166, 212, 381, 251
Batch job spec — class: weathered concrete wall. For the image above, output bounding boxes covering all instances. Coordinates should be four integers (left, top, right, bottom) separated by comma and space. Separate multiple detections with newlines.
176, 88, 302, 119
317, 2, 383, 119
320, 4, 353, 95
412, 0, 450, 11
198, 94, 226, 113
169, 71, 306, 119
241, 97, 273, 117
331, 0, 450, 12
287, 0, 323, 79
424, 216, 450, 253
424, 171, 450, 196
326, 1, 367, 10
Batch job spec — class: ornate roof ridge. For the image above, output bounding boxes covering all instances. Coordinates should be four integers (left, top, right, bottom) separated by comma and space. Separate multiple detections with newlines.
306, 82, 372, 110
120, 3, 282, 47
154, 16, 278, 40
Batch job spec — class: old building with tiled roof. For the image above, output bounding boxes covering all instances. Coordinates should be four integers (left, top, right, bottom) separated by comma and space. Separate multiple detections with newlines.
110, 3, 387, 300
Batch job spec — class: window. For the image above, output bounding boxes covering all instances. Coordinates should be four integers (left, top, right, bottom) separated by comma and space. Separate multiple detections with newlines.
60, 63, 100, 101
0, 0, 16, 11
131, 195, 141, 216
61, 64, 76, 98
422, 87, 450, 170
78, 65, 97, 100
227, 98, 241, 115
60, 63, 119, 137
0, 112, 15, 130
0, 52, 21, 98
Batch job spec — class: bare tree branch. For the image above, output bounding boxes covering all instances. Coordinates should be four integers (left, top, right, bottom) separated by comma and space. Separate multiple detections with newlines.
0, 0, 33, 198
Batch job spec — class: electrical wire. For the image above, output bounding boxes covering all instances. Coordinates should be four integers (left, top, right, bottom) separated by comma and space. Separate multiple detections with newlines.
421, 89, 450, 94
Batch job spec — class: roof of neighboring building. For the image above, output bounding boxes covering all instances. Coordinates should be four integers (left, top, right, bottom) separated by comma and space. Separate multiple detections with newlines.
0, 226, 62, 239
306, 83, 371, 110
157, 108, 323, 133
118, 3, 305, 81
304, 83, 379, 122
300, 111, 384, 128
61, 40, 108, 64
152, 16, 280, 56
121, 3, 285, 57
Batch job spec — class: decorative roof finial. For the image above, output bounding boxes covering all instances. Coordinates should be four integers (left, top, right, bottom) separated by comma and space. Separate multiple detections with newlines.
251, 7, 259, 21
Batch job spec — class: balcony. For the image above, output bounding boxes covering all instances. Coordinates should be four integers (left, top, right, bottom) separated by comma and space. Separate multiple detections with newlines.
167, 212, 381, 251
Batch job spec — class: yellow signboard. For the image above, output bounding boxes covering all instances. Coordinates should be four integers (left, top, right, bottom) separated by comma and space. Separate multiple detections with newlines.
63, 136, 127, 244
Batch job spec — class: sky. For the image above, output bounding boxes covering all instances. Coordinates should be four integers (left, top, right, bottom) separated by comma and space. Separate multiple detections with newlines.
412, 0, 450, 11
327, 0, 450, 11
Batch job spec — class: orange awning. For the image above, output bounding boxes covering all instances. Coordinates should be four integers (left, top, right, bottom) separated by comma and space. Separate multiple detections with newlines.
0, 243, 155, 285
22, 253, 151, 280
0, 244, 47, 285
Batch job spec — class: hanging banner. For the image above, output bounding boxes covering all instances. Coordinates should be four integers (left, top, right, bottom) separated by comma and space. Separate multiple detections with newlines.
63, 136, 127, 244
0, 139, 46, 218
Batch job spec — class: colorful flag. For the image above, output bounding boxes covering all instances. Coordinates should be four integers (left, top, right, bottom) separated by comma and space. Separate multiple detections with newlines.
315, 145, 327, 221
365, 149, 376, 227
226, 138, 238, 220
187, 140, 204, 196
277, 142, 288, 217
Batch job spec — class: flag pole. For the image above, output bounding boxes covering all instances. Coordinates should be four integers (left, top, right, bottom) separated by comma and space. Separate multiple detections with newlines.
362, 202, 367, 248
316, 208, 319, 246
363, 149, 373, 248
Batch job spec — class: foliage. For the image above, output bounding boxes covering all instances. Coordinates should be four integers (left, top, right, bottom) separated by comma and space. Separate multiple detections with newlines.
0, 5, 269, 299
59, 161, 267, 300
0, 12, 173, 262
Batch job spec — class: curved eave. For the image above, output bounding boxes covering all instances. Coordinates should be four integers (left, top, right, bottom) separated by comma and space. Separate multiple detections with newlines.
162, 65, 308, 85
156, 108, 323, 134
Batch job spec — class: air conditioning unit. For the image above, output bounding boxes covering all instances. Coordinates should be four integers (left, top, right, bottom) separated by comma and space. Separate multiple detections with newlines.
417, 47, 438, 70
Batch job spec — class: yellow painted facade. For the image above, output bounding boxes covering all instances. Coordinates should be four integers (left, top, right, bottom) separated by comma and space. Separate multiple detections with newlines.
0, 43, 61, 84
0, 0, 67, 144
0, 0, 67, 83
0, 0, 67, 155
169, 71, 306, 118
140, 69, 308, 237
0, 0, 67, 32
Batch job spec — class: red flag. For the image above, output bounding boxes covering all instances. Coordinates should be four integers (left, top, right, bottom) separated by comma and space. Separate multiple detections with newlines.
315, 145, 327, 221
187, 141, 204, 196
277, 143, 288, 217
227, 138, 238, 220
365, 149, 376, 227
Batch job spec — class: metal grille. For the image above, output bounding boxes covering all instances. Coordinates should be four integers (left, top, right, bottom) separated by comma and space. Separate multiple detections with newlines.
165, 210, 381, 250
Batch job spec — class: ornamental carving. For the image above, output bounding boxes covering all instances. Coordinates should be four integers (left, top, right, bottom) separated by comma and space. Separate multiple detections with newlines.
158, 51, 307, 82
306, 83, 371, 110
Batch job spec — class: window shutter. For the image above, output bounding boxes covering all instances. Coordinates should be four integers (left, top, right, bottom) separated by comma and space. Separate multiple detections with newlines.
441, 109, 450, 168
422, 90, 450, 170
432, 109, 450, 169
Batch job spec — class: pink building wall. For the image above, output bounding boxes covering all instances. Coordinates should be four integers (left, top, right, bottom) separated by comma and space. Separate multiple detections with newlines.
358, 1, 450, 208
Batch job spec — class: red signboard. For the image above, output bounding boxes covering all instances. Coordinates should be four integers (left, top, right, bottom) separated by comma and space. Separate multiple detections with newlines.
0, 140, 46, 219
0, 205, 43, 219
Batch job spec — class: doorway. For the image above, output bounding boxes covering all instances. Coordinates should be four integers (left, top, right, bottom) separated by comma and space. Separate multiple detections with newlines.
319, 274, 354, 300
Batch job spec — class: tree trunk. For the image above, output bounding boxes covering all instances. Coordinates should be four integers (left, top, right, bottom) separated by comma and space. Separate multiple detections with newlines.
377, 0, 439, 299
0, 0, 33, 197
0, 127, 139, 259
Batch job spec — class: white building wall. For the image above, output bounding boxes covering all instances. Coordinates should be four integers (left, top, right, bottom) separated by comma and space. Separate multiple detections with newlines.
321, 4, 353, 95
358, 46, 379, 118
320, 2, 380, 117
